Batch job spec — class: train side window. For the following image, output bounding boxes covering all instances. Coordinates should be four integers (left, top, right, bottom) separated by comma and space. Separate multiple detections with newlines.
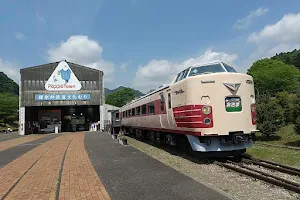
141, 104, 147, 115
132, 108, 136, 116
148, 102, 155, 114
175, 72, 183, 82
168, 93, 171, 109
116, 112, 119, 119
136, 106, 141, 115
181, 67, 190, 80
160, 94, 165, 112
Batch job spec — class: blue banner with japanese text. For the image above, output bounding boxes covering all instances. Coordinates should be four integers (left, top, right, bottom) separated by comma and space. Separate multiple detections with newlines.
35, 94, 91, 101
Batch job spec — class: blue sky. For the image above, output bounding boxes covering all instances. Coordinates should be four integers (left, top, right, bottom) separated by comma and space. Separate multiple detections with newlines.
1, 0, 300, 93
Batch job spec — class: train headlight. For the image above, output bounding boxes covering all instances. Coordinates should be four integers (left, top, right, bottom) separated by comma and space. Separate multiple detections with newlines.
202, 106, 211, 115
204, 118, 211, 125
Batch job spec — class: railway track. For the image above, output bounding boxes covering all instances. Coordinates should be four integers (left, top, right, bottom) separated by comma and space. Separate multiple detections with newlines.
215, 155, 300, 194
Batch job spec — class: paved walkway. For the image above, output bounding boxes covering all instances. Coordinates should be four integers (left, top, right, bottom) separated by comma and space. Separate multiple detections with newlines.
0, 132, 110, 200
85, 132, 230, 200
0, 134, 58, 168
59, 133, 110, 200
0, 134, 46, 151
0, 132, 230, 200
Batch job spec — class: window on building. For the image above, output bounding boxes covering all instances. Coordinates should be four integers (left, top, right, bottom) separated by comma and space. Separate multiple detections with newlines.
141, 104, 147, 115
168, 93, 171, 109
136, 106, 141, 115
160, 94, 165, 112
116, 112, 119, 119
148, 102, 155, 114
132, 108, 136, 116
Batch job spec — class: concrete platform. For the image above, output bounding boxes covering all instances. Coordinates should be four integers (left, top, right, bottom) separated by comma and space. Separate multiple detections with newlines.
85, 132, 230, 200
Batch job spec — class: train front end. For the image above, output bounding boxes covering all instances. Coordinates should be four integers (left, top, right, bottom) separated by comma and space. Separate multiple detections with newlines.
171, 61, 258, 154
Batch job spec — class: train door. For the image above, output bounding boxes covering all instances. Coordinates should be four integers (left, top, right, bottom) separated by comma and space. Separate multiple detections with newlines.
159, 92, 169, 129
166, 90, 175, 128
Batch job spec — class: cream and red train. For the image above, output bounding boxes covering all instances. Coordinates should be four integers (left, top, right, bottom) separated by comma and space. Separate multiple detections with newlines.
116, 61, 258, 155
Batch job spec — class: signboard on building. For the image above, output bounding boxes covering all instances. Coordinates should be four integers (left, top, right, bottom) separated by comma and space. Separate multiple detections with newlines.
45, 61, 82, 91
35, 94, 91, 101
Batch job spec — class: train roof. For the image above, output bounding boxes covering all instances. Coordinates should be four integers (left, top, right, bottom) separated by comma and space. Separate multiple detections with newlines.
120, 60, 236, 109
121, 84, 170, 109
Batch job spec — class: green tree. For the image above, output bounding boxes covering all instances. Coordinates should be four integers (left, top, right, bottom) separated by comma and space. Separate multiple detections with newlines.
0, 93, 19, 124
247, 58, 300, 94
271, 49, 300, 69
275, 91, 297, 124
294, 92, 300, 134
0, 72, 19, 95
256, 97, 285, 136
105, 87, 136, 107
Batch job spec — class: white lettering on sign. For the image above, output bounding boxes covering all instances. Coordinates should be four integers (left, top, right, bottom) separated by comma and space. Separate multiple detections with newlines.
45, 61, 82, 91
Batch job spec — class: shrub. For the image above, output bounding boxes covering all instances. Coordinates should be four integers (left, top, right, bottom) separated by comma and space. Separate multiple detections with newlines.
256, 97, 285, 136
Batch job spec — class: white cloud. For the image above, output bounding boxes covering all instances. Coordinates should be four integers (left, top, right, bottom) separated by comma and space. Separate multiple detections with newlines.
246, 12, 300, 65
248, 12, 300, 44
36, 12, 46, 23
15, 32, 25, 41
234, 7, 269, 30
120, 61, 131, 72
133, 50, 238, 92
47, 35, 115, 82
0, 58, 20, 84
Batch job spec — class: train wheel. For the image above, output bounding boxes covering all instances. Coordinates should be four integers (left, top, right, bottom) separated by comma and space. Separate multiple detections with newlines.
149, 131, 156, 143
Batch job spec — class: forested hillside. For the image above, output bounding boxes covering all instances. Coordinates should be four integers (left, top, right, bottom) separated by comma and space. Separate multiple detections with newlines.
0, 72, 19, 130
247, 49, 300, 137
271, 49, 300, 69
105, 86, 144, 98
0, 72, 19, 95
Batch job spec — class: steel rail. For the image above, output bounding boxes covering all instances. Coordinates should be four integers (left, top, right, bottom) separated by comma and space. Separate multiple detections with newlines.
215, 161, 300, 194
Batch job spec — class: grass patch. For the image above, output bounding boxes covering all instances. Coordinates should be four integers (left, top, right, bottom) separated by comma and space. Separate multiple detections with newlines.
247, 143, 300, 167
255, 124, 300, 147
248, 124, 300, 167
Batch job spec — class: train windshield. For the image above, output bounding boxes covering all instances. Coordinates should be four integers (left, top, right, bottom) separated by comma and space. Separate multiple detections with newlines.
189, 63, 225, 77
222, 62, 237, 73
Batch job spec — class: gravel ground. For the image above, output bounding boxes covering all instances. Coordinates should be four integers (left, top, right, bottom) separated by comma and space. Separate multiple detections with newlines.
126, 136, 300, 200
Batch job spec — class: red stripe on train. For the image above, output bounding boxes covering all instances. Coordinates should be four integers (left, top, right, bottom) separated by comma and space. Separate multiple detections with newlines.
173, 110, 203, 117
176, 122, 213, 128
126, 126, 202, 136
173, 104, 213, 128
174, 116, 204, 122
172, 105, 203, 112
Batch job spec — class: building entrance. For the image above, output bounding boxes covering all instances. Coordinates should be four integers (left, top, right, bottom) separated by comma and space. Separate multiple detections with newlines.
25, 105, 99, 134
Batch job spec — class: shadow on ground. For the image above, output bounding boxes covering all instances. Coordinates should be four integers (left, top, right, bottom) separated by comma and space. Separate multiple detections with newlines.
285, 140, 300, 147
254, 134, 282, 142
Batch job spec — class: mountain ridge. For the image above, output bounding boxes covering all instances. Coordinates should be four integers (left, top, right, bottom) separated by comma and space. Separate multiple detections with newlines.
104, 86, 144, 97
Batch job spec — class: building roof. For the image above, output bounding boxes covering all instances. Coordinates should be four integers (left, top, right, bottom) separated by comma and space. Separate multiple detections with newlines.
20, 60, 102, 73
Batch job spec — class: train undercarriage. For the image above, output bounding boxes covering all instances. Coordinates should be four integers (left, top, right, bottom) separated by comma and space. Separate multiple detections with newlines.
116, 126, 255, 157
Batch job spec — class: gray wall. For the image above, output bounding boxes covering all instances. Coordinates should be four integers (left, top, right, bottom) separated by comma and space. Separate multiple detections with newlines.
20, 61, 104, 107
